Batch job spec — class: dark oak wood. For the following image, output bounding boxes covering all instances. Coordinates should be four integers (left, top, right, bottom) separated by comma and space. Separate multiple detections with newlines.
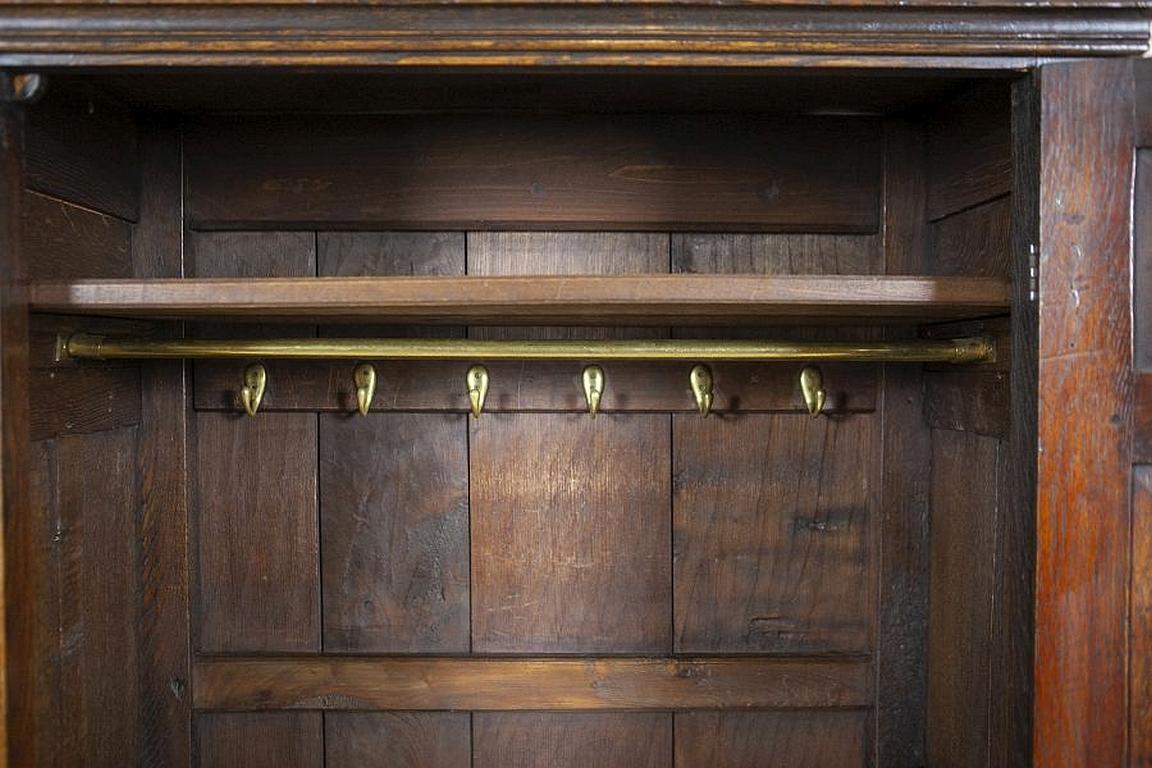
320, 414, 470, 653
197, 713, 322, 768
471, 414, 671, 654
195, 413, 319, 654
30, 274, 1013, 325
926, 82, 1012, 221
672, 233, 879, 275
929, 195, 1011, 277
192, 656, 873, 711
674, 710, 869, 768
923, 369, 1009, 438
326, 713, 470, 768
185, 114, 879, 232
473, 713, 671, 768
22, 191, 132, 282
672, 413, 874, 654
0, 5, 1145, 70
1035, 59, 1134, 768
29, 361, 140, 441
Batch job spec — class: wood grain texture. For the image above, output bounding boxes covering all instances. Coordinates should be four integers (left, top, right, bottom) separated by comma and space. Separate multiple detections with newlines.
320, 414, 469, 653
469, 232, 668, 276
929, 195, 1011, 277
0, 6, 1146, 70
674, 710, 868, 768
473, 713, 671, 768
133, 121, 191, 768
1035, 59, 1134, 768
926, 429, 1000, 767
672, 233, 880, 275
186, 114, 879, 231
189, 231, 315, 281
470, 414, 671, 653
30, 274, 1013, 324
22, 191, 132, 281
197, 713, 322, 768
24, 83, 138, 221
28, 360, 141, 441
325, 713, 470, 768
195, 413, 319, 653
37, 428, 141, 767
193, 360, 877, 415
926, 81, 1012, 221
923, 369, 1010, 438
1133, 465, 1152, 767
1139, 150, 1152, 372
673, 413, 874, 654
882, 118, 928, 275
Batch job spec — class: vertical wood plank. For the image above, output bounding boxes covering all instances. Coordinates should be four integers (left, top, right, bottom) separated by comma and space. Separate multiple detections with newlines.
196, 413, 319, 653
673, 414, 873, 654
674, 710, 868, 768
1133, 465, 1152, 766
320, 414, 469, 653
134, 122, 191, 768
1036, 60, 1134, 768
197, 713, 322, 768
325, 712, 471, 768
471, 414, 671, 654
926, 429, 999, 767
473, 713, 672, 768
0, 89, 36, 768
882, 118, 928, 276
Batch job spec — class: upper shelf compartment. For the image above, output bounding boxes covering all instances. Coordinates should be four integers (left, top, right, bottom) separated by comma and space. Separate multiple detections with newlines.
29, 275, 1011, 325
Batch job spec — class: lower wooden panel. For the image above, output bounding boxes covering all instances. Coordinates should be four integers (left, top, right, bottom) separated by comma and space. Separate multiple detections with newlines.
326, 712, 471, 768
192, 657, 871, 711
473, 712, 671, 768
1132, 465, 1152, 766
674, 710, 868, 768
197, 713, 322, 768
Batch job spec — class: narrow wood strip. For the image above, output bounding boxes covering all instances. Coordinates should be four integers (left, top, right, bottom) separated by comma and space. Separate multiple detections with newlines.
192, 657, 871, 712
29, 275, 1011, 324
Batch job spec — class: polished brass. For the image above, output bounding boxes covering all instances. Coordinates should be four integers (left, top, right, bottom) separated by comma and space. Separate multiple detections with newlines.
466, 365, 489, 419
240, 363, 267, 417
582, 365, 605, 417
61, 333, 996, 364
353, 363, 377, 417
689, 364, 714, 417
800, 365, 826, 417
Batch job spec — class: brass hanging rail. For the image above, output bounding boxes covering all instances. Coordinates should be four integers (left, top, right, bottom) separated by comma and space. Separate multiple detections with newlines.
60, 332, 995, 364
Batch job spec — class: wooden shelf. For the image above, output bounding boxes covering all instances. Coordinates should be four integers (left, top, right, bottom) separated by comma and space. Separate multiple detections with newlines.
29, 274, 1010, 325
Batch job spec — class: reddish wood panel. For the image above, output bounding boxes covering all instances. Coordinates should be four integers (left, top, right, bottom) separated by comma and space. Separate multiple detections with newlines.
672, 233, 879, 275
674, 710, 868, 767
926, 81, 1012, 221
320, 413, 469, 653
186, 115, 879, 231
195, 413, 319, 653
1035, 60, 1134, 768
193, 656, 872, 711
32, 428, 140, 766
928, 195, 1011, 277
1133, 465, 1152, 766
673, 413, 874, 654
926, 428, 1000, 767
193, 360, 877, 415
23, 83, 138, 221
22, 191, 132, 281
1138, 150, 1152, 371
197, 713, 322, 768
326, 713, 471, 768
473, 713, 671, 768
471, 414, 670, 653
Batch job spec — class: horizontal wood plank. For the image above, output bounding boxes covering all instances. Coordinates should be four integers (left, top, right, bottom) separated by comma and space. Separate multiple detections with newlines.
29, 275, 1011, 325
192, 656, 871, 712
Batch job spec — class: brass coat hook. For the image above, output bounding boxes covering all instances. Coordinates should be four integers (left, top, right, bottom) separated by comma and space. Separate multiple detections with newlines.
240, 363, 267, 417
690, 364, 714, 417
582, 365, 605, 417
800, 365, 826, 417
354, 363, 376, 417
467, 364, 489, 419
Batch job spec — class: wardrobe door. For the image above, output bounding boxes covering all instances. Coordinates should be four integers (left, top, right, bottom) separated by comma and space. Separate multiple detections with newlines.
1034, 58, 1152, 768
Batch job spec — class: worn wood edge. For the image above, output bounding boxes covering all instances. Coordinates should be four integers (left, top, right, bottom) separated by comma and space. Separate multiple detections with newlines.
28, 275, 1012, 322
0, 6, 1145, 66
192, 656, 873, 711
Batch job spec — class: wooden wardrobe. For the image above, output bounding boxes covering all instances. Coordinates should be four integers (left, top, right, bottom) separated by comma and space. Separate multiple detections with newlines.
0, 4, 1149, 767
